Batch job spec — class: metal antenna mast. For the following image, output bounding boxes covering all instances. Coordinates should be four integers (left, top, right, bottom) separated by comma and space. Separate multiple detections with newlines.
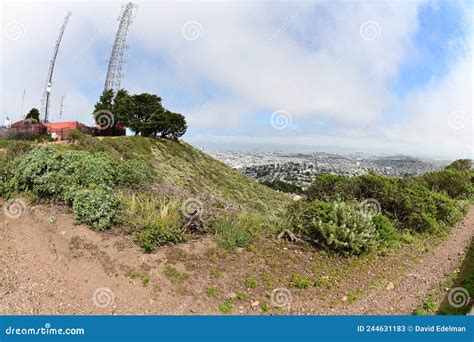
41, 11, 72, 123
104, 2, 136, 93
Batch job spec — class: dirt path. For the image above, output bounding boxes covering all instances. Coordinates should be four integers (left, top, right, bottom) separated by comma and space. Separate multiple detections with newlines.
328, 206, 474, 315
0, 199, 473, 315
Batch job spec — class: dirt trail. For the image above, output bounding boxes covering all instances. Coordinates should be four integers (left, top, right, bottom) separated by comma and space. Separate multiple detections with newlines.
0, 200, 473, 315
327, 206, 474, 315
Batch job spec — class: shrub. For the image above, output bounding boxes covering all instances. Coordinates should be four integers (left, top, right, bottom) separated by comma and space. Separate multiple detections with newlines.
372, 214, 399, 247
288, 200, 381, 254
287, 199, 334, 235
72, 185, 120, 230
116, 159, 154, 186
420, 168, 473, 200
306, 174, 357, 201
262, 180, 303, 194
309, 202, 380, 255
68, 129, 86, 142
5, 146, 154, 232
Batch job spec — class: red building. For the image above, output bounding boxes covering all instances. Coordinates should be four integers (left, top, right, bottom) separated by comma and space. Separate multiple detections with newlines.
7, 119, 124, 140
44, 121, 95, 140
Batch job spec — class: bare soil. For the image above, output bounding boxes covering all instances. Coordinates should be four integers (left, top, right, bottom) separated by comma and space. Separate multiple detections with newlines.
1, 200, 472, 315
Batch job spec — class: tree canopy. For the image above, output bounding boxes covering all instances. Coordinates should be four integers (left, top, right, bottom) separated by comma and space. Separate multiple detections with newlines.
93, 90, 187, 139
25, 108, 40, 123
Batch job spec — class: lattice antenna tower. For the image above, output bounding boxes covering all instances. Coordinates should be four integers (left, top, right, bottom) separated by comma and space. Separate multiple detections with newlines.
40, 11, 72, 123
104, 2, 136, 93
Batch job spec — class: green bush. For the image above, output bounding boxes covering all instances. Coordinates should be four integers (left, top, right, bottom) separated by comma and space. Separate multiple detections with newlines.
304, 173, 448, 232
4, 145, 153, 230
372, 214, 399, 247
306, 174, 357, 202
420, 168, 473, 200
117, 159, 154, 186
72, 185, 120, 230
68, 129, 86, 142
287, 199, 334, 235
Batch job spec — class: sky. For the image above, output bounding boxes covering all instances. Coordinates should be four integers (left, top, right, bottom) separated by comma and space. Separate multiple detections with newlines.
1, 0, 472, 160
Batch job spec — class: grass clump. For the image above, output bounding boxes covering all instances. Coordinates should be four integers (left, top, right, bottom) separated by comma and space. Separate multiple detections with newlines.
206, 287, 220, 297
164, 265, 187, 281
208, 212, 263, 251
120, 193, 185, 252
290, 273, 313, 289
218, 299, 234, 314
245, 275, 258, 289
414, 295, 437, 315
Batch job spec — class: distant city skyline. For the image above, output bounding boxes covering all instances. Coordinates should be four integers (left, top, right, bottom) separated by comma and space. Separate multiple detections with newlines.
1, 0, 472, 159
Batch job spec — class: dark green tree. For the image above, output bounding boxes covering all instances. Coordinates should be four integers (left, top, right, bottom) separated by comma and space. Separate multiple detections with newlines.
92, 89, 114, 124
158, 110, 187, 139
92, 89, 187, 139
25, 108, 40, 123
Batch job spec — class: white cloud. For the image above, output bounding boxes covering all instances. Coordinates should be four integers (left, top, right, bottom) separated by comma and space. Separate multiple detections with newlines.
1, 0, 472, 159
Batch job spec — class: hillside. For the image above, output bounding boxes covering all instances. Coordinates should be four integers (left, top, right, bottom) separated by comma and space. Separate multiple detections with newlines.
0, 136, 473, 315
80, 136, 289, 213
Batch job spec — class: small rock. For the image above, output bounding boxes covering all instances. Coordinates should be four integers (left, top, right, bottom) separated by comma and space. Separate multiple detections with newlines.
283, 247, 288, 250
342, 296, 348, 302
251, 301, 260, 307
386, 281, 395, 290
228, 292, 237, 299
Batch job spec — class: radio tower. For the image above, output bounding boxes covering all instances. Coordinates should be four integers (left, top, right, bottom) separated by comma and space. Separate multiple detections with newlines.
40, 11, 72, 123
104, 2, 136, 93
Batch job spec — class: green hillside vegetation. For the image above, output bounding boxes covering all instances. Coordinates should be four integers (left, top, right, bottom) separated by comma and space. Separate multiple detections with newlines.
0, 137, 472, 259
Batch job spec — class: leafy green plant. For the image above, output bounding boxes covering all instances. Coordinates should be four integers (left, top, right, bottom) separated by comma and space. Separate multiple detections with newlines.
72, 185, 119, 230
310, 202, 380, 255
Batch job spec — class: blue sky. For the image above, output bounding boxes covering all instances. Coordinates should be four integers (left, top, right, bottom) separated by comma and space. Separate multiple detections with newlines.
1, 0, 472, 159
